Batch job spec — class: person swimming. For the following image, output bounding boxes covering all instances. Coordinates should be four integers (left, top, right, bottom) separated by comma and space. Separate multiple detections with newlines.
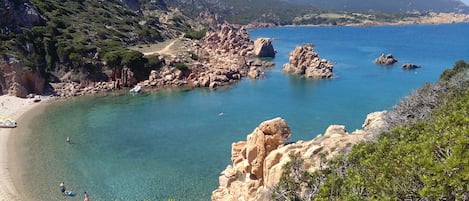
84, 191, 90, 201
59, 181, 66, 195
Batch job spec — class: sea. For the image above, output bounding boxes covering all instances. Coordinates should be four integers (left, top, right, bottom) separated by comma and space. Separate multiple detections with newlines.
10, 23, 469, 201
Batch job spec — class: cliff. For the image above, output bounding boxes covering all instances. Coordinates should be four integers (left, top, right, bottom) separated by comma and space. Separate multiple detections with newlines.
0, 59, 45, 97
212, 111, 388, 201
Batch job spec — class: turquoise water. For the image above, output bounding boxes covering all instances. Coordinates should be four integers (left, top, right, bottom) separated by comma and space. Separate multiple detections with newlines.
13, 23, 469, 201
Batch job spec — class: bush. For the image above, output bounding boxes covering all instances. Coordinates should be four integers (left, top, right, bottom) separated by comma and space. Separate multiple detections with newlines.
174, 62, 189, 71
184, 29, 207, 40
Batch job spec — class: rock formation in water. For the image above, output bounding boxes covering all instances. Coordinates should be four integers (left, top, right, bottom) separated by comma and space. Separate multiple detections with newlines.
283, 44, 334, 79
375, 53, 398, 65
253, 38, 275, 57
402, 63, 421, 70
212, 111, 388, 201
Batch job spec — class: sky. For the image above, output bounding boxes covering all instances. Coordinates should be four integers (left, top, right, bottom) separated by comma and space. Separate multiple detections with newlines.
462, 0, 469, 5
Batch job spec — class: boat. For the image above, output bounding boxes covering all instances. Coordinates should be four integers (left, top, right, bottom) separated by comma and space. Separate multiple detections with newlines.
129, 85, 142, 94
0, 117, 17, 128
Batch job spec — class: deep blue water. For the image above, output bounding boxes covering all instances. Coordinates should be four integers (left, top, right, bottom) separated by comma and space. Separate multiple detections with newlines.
13, 23, 469, 201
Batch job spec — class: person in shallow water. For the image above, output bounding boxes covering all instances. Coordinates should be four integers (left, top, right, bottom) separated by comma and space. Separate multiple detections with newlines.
59, 181, 66, 195
84, 191, 90, 201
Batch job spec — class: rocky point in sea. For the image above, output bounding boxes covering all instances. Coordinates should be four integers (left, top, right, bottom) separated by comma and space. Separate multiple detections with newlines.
283, 44, 334, 79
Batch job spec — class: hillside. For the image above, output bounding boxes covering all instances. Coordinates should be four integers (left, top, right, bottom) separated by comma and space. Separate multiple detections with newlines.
159, 0, 469, 24
286, 0, 469, 13
0, 0, 205, 94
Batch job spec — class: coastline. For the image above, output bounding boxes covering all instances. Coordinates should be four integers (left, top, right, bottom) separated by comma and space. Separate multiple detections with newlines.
0, 21, 466, 200
0, 95, 50, 201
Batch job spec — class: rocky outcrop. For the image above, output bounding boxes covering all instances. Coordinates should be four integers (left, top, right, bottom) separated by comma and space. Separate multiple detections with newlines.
212, 117, 292, 201
137, 23, 274, 90
283, 44, 334, 79
402, 63, 421, 70
253, 38, 275, 57
121, 0, 141, 11
0, 59, 45, 97
375, 53, 398, 65
212, 111, 388, 201
0, 0, 45, 34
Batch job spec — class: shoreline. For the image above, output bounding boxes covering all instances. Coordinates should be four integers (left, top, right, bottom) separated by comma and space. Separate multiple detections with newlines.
0, 95, 50, 201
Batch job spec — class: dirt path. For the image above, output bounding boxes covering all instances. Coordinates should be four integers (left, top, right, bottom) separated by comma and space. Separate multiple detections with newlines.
130, 36, 185, 57
142, 39, 177, 56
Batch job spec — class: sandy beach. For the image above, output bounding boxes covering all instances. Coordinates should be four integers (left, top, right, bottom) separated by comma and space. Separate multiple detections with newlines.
0, 95, 48, 201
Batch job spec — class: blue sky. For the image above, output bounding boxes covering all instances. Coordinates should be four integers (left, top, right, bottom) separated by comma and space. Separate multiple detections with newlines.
462, 0, 469, 5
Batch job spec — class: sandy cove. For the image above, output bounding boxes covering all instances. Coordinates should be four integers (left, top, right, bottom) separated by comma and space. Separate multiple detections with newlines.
0, 95, 50, 201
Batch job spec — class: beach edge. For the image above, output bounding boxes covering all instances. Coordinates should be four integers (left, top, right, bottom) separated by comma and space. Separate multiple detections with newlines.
0, 95, 49, 201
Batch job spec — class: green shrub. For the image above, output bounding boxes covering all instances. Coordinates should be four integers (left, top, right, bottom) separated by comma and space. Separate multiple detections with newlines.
174, 63, 189, 71
184, 29, 207, 40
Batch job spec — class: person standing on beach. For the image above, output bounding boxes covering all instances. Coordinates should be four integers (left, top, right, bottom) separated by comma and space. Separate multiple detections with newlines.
59, 181, 66, 195
84, 191, 90, 201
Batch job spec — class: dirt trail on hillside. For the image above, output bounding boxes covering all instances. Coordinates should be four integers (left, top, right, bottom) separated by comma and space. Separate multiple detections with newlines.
142, 39, 177, 56
130, 36, 186, 57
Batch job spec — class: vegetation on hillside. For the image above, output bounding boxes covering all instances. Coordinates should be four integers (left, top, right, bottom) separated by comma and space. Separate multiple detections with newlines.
161, 0, 459, 25
272, 60, 469, 200
0, 0, 189, 83
287, 0, 469, 13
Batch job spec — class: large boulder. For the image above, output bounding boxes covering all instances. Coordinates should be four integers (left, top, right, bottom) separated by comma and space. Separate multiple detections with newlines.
212, 117, 291, 201
283, 44, 334, 79
253, 38, 275, 57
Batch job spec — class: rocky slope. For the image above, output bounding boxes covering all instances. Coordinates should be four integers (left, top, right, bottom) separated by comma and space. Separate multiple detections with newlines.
134, 23, 274, 90
212, 111, 388, 201
0, 59, 45, 97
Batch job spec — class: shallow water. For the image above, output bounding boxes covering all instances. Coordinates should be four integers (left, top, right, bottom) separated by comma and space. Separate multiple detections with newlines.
11, 23, 469, 201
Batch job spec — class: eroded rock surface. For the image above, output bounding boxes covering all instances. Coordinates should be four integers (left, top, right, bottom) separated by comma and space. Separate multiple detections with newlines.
212, 111, 389, 201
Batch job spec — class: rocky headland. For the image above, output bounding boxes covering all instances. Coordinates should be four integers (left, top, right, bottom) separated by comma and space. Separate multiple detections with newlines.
212, 111, 388, 201
283, 44, 334, 79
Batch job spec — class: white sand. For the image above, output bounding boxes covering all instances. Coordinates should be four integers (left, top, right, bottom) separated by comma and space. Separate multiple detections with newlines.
0, 95, 49, 201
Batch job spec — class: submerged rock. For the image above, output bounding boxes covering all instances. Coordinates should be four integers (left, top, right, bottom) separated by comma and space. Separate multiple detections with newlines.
402, 63, 421, 69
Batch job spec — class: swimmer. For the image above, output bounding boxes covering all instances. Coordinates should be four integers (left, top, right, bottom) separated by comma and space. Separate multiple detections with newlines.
59, 181, 66, 195
66, 136, 70, 143
84, 191, 90, 201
